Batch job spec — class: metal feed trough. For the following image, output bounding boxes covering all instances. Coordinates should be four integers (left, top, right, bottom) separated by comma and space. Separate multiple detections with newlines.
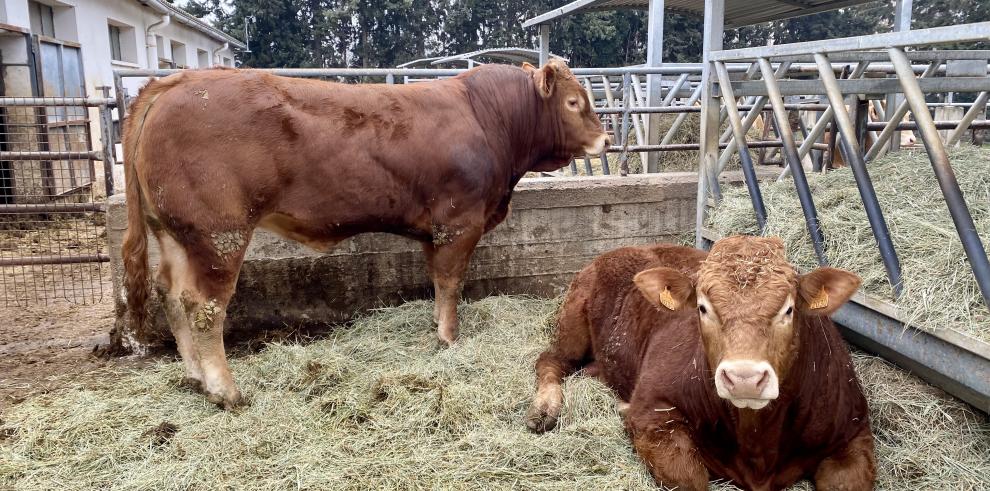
695, 15, 990, 412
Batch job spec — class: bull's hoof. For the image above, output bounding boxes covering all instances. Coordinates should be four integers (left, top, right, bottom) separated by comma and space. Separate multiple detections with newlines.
525, 405, 559, 433
436, 328, 459, 348
206, 389, 249, 411
179, 376, 205, 394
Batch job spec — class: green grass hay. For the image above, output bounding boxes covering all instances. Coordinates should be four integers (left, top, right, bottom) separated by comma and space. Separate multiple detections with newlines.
1, 297, 987, 490
710, 145, 990, 345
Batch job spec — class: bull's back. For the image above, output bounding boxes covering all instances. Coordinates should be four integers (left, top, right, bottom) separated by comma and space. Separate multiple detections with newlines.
131, 69, 482, 239
577, 244, 706, 399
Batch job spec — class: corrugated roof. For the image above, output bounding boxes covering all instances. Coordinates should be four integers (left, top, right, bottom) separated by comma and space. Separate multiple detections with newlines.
430, 48, 568, 65
523, 0, 877, 29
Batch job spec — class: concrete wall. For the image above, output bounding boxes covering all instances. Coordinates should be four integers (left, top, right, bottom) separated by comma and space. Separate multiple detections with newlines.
106, 174, 749, 353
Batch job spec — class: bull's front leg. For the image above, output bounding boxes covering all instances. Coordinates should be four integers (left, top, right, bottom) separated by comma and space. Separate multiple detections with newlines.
814, 425, 876, 491
422, 222, 483, 346
626, 405, 709, 491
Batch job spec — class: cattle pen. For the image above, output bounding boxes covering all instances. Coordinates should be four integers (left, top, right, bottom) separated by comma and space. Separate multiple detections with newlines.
2, 0, 990, 489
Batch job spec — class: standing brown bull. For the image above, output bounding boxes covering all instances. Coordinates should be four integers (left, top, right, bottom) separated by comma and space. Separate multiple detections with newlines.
122, 60, 608, 409
527, 236, 875, 491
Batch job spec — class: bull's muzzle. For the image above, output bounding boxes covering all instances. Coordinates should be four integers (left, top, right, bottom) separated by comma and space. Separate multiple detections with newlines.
584, 133, 610, 155
714, 360, 779, 410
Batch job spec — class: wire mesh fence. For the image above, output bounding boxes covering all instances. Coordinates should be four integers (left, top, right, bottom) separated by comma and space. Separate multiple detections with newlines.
0, 98, 111, 306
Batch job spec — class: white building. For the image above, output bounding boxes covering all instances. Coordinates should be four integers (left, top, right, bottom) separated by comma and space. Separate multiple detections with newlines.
0, 0, 243, 97
0, 0, 244, 197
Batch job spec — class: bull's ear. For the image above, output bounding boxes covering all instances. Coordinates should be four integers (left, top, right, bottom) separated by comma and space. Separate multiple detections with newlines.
521, 62, 537, 73
532, 63, 557, 99
798, 267, 861, 315
634, 267, 695, 311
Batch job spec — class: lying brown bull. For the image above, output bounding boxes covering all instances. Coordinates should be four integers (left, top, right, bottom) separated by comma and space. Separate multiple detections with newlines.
527, 236, 875, 490
122, 60, 608, 409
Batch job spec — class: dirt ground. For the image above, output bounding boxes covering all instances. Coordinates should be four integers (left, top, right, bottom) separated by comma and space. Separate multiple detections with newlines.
0, 279, 111, 412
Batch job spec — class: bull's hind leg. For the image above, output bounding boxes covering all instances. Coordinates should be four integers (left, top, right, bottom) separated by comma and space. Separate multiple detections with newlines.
170, 227, 252, 410
155, 233, 205, 391
422, 226, 483, 346
526, 285, 593, 433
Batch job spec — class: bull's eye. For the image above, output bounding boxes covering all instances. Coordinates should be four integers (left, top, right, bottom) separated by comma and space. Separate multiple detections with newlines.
698, 305, 707, 315
567, 98, 579, 110
785, 306, 793, 316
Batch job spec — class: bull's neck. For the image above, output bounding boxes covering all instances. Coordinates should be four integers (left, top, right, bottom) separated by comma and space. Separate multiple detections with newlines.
460, 68, 561, 180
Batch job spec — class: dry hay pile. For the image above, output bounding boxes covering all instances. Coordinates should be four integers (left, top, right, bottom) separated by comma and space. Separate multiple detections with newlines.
1, 296, 988, 490
710, 145, 990, 345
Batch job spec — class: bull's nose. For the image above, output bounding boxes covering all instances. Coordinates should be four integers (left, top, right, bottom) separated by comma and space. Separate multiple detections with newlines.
715, 360, 779, 403
603, 135, 612, 147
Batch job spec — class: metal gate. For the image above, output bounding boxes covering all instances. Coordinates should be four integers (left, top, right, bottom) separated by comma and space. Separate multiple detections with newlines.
0, 95, 116, 306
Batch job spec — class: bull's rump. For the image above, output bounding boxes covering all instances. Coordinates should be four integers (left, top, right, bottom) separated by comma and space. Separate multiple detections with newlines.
132, 69, 488, 243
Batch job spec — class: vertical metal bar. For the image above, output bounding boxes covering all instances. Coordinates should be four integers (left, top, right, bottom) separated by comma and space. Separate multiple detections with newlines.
645, 0, 665, 174
888, 0, 914, 153
855, 97, 869, 153
815, 52, 903, 295
600, 151, 611, 175
890, 47, 990, 308
538, 25, 550, 66
715, 61, 767, 232
597, 76, 622, 149
696, 0, 724, 248
583, 154, 594, 175
757, 57, 828, 265
385, 73, 394, 84
569, 159, 578, 175
619, 72, 632, 176
945, 91, 989, 147
98, 87, 116, 196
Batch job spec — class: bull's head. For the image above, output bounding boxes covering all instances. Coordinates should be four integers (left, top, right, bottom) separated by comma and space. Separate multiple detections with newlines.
522, 60, 609, 162
633, 236, 860, 410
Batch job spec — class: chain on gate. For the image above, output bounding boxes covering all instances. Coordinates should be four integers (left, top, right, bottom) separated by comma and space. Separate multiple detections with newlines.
0, 93, 116, 306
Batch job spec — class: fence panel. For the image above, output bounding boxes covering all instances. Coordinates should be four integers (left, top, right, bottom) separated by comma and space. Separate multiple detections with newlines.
0, 97, 114, 306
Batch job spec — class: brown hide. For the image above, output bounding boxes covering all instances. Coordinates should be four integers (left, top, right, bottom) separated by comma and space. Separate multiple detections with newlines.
533, 242, 873, 490
121, 62, 606, 408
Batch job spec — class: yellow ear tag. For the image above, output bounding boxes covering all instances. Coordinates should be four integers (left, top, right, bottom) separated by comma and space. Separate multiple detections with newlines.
658, 287, 680, 311
808, 286, 829, 310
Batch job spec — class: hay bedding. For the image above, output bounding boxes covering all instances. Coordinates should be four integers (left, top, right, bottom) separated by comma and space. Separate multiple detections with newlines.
709, 145, 990, 345
1, 297, 988, 490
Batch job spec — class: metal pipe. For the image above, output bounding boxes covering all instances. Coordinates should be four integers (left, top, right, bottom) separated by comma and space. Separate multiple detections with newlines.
715, 61, 767, 232
145, 12, 171, 70
945, 91, 989, 147
814, 52, 903, 295
865, 119, 990, 131
619, 73, 631, 176
0, 202, 104, 213
0, 97, 114, 107
606, 141, 829, 152
890, 47, 990, 309
0, 151, 102, 160
0, 254, 110, 267
758, 57, 828, 265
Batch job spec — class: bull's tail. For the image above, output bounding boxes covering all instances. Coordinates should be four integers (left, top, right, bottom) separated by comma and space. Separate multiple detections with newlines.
121, 76, 180, 334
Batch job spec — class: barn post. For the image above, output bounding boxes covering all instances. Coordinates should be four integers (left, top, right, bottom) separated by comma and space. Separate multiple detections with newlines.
695, 0, 724, 248
538, 24, 550, 66
887, 0, 913, 153
645, 0, 664, 172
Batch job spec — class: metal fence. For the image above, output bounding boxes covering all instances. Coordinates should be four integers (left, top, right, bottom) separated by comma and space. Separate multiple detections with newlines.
696, 21, 990, 411
0, 95, 116, 306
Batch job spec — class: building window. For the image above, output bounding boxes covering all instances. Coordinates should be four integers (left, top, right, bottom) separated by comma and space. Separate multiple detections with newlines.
108, 25, 122, 61
170, 41, 187, 68
222, 56, 232, 67
107, 21, 137, 63
197, 49, 209, 67
29, 1, 55, 37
